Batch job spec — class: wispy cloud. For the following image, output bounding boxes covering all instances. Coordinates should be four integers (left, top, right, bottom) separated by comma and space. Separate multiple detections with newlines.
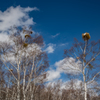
51, 33, 60, 38
59, 42, 68, 46
24, 6, 39, 12
45, 43, 56, 53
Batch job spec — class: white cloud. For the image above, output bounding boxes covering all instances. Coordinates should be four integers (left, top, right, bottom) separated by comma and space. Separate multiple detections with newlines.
0, 6, 38, 31
46, 57, 82, 82
45, 46, 54, 53
0, 32, 10, 42
24, 6, 39, 12
51, 33, 60, 38
55, 57, 82, 75
45, 43, 56, 53
47, 69, 61, 81
59, 43, 68, 46
25, 43, 42, 56
0, 6, 38, 42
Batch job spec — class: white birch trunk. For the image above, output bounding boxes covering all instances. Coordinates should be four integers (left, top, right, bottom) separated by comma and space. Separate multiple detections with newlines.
17, 62, 20, 100
83, 75, 87, 100
12, 87, 16, 100
83, 41, 87, 100
6, 76, 10, 100
23, 67, 26, 100
84, 82, 87, 100
17, 79, 20, 100
30, 83, 34, 100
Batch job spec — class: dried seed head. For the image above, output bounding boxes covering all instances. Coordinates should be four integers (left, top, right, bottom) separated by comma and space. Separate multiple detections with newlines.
92, 58, 95, 61
25, 34, 31, 38
83, 60, 86, 63
23, 43, 28, 47
82, 32, 90, 41
30, 31, 33, 34
9, 69, 13, 71
88, 63, 93, 69
83, 54, 86, 57
76, 57, 79, 59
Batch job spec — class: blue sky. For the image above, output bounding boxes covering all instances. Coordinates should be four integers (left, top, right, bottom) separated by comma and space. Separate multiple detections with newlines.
0, 0, 100, 83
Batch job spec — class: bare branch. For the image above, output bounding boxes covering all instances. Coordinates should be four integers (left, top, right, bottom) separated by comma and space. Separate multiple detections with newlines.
87, 71, 100, 84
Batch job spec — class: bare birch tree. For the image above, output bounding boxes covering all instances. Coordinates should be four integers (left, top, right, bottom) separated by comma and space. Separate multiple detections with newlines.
0, 26, 49, 100
63, 32, 100, 100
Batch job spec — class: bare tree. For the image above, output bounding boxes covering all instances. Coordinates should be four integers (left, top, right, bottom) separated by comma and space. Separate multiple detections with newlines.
0, 26, 49, 100
63, 32, 100, 100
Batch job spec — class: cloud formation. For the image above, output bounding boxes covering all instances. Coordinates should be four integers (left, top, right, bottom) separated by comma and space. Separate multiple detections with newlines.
0, 6, 38, 31
47, 69, 61, 81
55, 57, 82, 75
0, 6, 41, 62
0, 32, 10, 42
51, 33, 60, 38
45, 43, 56, 53
0, 6, 38, 42
46, 57, 82, 82
59, 42, 68, 46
